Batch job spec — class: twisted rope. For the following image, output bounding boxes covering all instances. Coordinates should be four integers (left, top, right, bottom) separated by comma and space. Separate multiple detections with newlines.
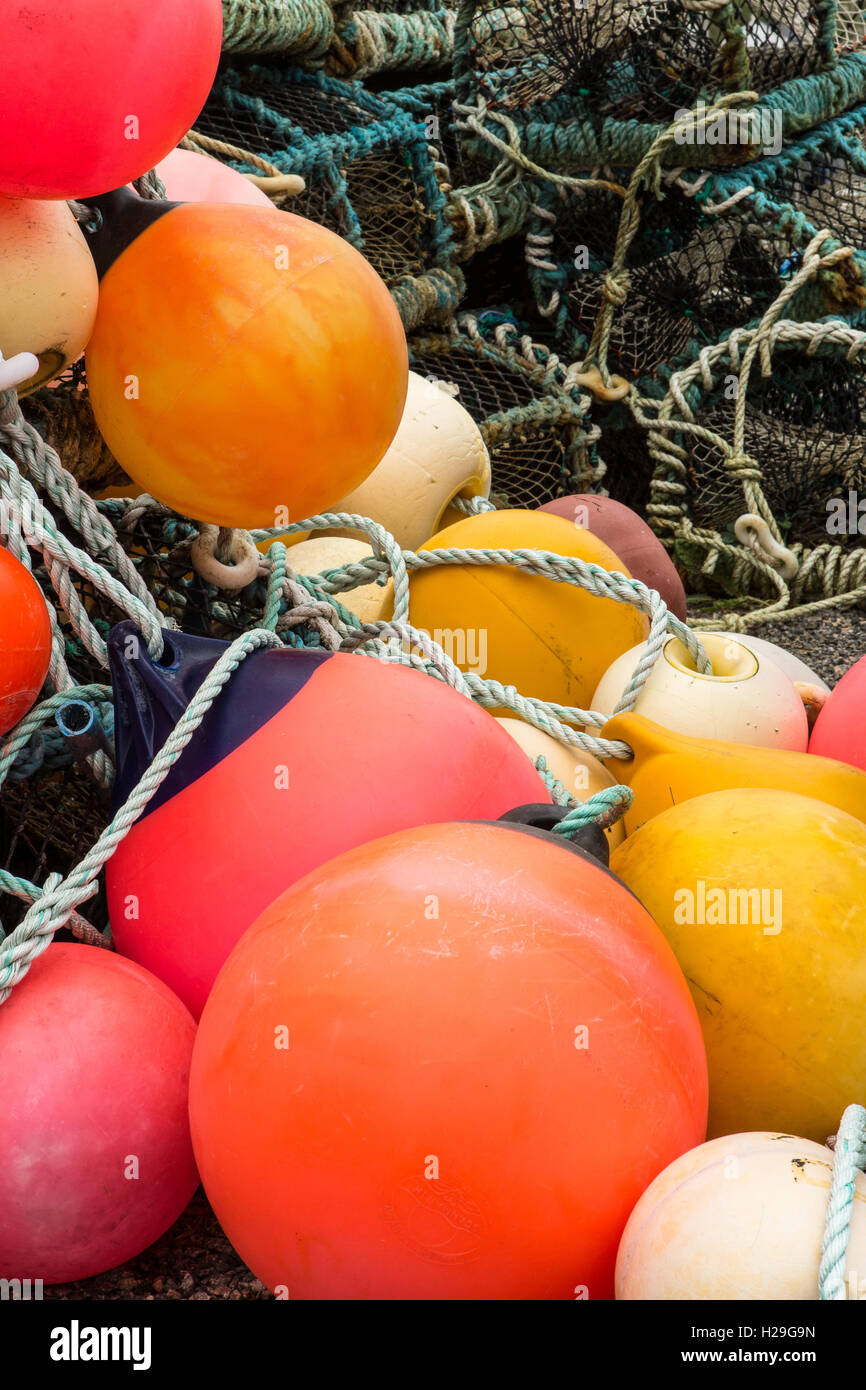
221, 0, 334, 56
820, 1104, 866, 1300
639, 236, 866, 621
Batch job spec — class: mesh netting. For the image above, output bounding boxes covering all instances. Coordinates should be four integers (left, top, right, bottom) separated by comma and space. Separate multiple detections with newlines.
1, 768, 111, 937
409, 316, 598, 505
525, 106, 866, 375
191, 65, 462, 325
465, 0, 844, 122
529, 179, 782, 371
454, 1, 866, 173
673, 348, 866, 543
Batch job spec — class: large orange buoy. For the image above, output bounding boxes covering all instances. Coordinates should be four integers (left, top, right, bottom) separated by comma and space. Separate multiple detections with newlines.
0, 1, 222, 199
84, 192, 408, 528
190, 821, 708, 1300
0, 944, 198, 1285
105, 626, 550, 1018
0, 547, 52, 734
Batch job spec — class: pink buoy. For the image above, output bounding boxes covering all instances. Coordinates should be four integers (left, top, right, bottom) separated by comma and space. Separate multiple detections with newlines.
146, 149, 274, 208
0, 944, 198, 1284
809, 654, 866, 772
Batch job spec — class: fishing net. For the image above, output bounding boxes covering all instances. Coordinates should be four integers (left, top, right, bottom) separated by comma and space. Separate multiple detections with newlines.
410, 313, 601, 506
189, 64, 464, 331
454, 0, 866, 172
639, 266, 866, 616
524, 106, 866, 374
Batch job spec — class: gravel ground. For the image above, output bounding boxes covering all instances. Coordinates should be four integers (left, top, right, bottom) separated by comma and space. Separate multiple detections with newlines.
44, 604, 866, 1302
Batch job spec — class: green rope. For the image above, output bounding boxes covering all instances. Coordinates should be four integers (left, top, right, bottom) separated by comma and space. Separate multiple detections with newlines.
221, 0, 334, 56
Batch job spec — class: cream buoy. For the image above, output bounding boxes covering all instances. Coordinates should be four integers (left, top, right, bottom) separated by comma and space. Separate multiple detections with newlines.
332, 371, 491, 549
591, 631, 810, 750
733, 632, 829, 729
616, 1131, 866, 1300
494, 716, 625, 848
287, 536, 393, 624
0, 198, 99, 395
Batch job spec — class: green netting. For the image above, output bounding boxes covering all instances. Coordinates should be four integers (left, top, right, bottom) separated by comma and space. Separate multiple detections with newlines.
190, 64, 464, 330
523, 104, 866, 372
453, 0, 866, 172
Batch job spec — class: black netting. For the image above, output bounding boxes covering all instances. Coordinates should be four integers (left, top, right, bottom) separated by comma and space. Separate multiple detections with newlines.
1, 768, 110, 936
409, 337, 582, 506
759, 126, 866, 249
194, 70, 444, 284
467, 0, 842, 122
540, 181, 782, 370
680, 350, 866, 542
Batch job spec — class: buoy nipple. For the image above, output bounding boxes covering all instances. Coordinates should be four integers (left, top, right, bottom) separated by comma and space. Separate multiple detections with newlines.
663, 634, 758, 682
0, 352, 40, 392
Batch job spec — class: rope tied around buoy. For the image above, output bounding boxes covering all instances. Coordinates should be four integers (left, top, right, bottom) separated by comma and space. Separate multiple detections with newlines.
819, 1103, 866, 1299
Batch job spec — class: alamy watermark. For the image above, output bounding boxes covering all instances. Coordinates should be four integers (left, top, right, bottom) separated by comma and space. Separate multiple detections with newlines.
674, 101, 782, 157
674, 880, 783, 936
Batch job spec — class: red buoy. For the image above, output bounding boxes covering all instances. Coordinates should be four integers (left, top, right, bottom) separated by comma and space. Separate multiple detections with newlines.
809, 654, 866, 773
0, 1, 222, 199
106, 628, 550, 1018
0, 944, 198, 1285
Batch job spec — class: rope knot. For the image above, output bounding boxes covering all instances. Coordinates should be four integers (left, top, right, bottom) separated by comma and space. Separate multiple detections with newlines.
602, 271, 630, 307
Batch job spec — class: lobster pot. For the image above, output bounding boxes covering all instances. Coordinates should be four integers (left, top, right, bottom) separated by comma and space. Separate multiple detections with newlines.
327, 2, 456, 79
527, 103, 866, 371
454, 0, 866, 174
220, 0, 335, 57
646, 325, 866, 602
409, 314, 599, 507
191, 65, 463, 331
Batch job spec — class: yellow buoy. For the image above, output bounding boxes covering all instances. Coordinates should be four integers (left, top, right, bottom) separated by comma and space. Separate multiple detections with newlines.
611, 787, 866, 1141
616, 1131, 866, 1300
409, 509, 649, 707
493, 716, 625, 849
602, 713, 866, 833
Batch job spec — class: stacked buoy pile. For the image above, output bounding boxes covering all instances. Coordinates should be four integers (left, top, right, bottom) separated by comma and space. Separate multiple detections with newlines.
1, 0, 866, 1303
